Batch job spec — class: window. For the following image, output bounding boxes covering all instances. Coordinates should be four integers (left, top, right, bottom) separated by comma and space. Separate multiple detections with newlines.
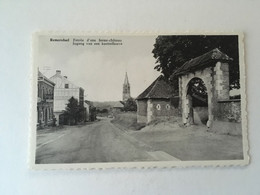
166, 104, 171, 110
156, 104, 161, 110
65, 84, 69, 89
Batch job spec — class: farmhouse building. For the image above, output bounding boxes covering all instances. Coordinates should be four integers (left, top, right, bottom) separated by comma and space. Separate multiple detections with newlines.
136, 75, 178, 124
49, 70, 85, 125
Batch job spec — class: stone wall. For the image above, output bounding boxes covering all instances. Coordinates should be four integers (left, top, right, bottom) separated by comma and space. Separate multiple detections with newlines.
137, 99, 179, 124
213, 62, 230, 101
216, 100, 241, 122
151, 99, 178, 118
209, 100, 242, 135
146, 99, 178, 123
136, 100, 147, 123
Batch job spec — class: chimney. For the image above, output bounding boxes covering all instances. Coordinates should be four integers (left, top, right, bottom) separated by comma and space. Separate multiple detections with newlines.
56, 70, 61, 75
64, 76, 67, 79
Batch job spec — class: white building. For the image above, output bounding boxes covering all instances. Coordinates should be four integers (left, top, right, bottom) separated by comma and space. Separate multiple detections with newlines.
84, 102, 90, 121
49, 70, 84, 125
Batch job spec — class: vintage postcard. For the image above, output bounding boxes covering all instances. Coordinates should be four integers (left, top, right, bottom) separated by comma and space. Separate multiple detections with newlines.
30, 32, 249, 169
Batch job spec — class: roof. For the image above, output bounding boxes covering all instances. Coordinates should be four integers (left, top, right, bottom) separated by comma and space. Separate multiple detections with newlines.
38, 71, 55, 86
49, 71, 80, 89
136, 75, 174, 100
113, 101, 124, 108
171, 48, 233, 77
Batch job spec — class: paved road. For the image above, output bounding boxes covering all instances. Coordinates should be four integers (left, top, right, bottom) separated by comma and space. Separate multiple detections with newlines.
36, 118, 178, 164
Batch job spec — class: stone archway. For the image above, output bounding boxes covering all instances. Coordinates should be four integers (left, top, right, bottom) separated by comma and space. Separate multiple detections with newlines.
184, 77, 209, 126
172, 49, 232, 129
177, 62, 230, 128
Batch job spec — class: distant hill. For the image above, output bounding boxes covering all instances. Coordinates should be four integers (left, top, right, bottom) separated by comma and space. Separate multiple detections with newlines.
93, 101, 121, 110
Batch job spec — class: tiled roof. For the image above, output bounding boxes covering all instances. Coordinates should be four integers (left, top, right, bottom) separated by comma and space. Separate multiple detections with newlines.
38, 71, 55, 86
171, 48, 233, 78
136, 75, 174, 100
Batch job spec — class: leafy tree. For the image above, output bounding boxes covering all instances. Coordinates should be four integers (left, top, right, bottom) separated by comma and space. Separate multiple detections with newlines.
124, 98, 137, 112
89, 107, 97, 121
101, 108, 108, 113
64, 96, 84, 125
152, 35, 240, 89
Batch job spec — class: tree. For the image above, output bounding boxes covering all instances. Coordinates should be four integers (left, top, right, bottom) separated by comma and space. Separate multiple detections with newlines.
89, 107, 97, 121
124, 98, 137, 112
152, 35, 240, 89
64, 97, 84, 125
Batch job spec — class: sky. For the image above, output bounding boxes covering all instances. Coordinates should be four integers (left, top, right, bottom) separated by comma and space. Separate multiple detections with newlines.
37, 35, 161, 101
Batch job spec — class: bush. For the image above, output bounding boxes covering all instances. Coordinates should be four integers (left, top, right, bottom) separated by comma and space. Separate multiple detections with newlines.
124, 98, 137, 112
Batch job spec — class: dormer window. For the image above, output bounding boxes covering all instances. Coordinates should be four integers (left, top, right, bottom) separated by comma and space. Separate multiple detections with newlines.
65, 84, 69, 89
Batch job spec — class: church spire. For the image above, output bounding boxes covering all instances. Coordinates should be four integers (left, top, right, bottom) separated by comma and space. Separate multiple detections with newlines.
124, 72, 129, 85
123, 72, 131, 101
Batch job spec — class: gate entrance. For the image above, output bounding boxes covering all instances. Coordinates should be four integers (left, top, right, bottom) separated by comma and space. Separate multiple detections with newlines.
186, 77, 208, 125
172, 48, 232, 128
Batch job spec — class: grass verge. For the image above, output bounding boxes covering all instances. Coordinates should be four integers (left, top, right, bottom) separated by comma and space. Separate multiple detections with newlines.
111, 112, 146, 131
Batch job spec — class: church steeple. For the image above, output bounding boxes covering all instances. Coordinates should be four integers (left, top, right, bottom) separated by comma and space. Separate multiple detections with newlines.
123, 72, 131, 101
124, 72, 129, 85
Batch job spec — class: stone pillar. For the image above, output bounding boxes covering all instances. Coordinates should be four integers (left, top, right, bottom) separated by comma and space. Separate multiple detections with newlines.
182, 94, 189, 125
214, 62, 230, 101
187, 94, 194, 125
136, 100, 140, 123
181, 76, 188, 124
178, 77, 183, 115
205, 74, 214, 128
147, 99, 153, 123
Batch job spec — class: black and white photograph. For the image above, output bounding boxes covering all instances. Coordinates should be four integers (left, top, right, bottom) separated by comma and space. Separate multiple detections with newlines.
31, 33, 248, 168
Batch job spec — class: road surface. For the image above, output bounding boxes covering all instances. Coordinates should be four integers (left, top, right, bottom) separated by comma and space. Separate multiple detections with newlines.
36, 118, 178, 164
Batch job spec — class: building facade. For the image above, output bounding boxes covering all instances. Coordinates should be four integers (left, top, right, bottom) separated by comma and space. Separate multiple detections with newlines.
37, 71, 55, 129
123, 72, 131, 101
49, 70, 85, 125
136, 76, 178, 124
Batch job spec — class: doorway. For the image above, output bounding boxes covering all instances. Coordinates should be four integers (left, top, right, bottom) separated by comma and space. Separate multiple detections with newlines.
186, 77, 208, 125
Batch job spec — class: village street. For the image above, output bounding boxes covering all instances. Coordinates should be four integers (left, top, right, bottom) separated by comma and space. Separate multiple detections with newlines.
36, 117, 179, 164
36, 117, 243, 164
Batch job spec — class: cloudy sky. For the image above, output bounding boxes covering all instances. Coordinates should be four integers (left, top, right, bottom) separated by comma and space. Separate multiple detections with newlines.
37, 35, 161, 101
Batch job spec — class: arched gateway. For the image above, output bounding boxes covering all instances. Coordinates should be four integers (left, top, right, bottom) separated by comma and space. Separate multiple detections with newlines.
172, 48, 233, 128
186, 77, 208, 125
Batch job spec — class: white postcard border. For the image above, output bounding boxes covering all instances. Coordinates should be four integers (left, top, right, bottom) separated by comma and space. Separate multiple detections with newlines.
29, 32, 249, 170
